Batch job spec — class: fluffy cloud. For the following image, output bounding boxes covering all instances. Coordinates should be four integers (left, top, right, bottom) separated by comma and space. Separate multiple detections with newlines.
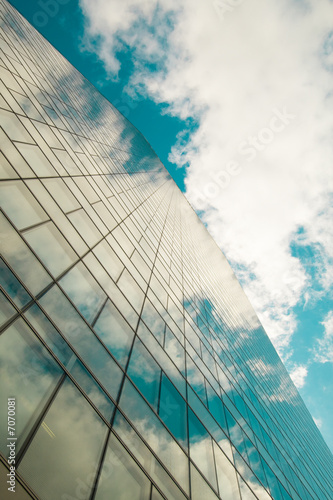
314, 310, 333, 363
289, 365, 308, 389
79, 0, 333, 360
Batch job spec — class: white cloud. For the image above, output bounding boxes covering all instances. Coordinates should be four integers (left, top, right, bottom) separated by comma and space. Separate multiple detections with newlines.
313, 310, 333, 363
78, 0, 333, 360
289, 365, 308, 389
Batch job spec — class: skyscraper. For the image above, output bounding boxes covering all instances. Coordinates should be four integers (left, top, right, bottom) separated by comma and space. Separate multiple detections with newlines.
0, 1, 332, 499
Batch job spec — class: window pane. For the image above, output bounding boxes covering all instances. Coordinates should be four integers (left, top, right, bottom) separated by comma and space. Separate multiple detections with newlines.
127, 338, 161, 409
82, 252, 139, 330
190, 464, 219, 500
188, 408, 217, 491
39, 286, 123, 400
93, 239, 124, 282
206, 382, 227, 433
262, 459, 284, 500
25, 304, 114, 420
69, 359, 114, 421
0, 108, 32, 142
237, 474, 257, 500
159, 374, 187, 447
24, 221, 78, 277
113, 411, 187, 500
137, 321, 186, 398
0, 318, 63, 453
213, 441, 240, 500
54, 148, 81, 175
0, 149, 19, 179
117, 269, 145, 313
141, 299, 165, 345
225, 408, 248, 461
186, 354, 207, 404
233, 448, 271, 500
151, 487, 164, 500
0, 290, 16, 327
165, 326, 185, 375
0, 258, 31, 308
59, 262, 106, 323
15, 142, 56, 177
19, 377, 108, 500
119, 379, 189, 494
24, 303, 73, 366
94, 299, 134, 368
0, 180, 48, 230
43, 178, 80, 213
1, 213, 51, 294
188, 387, 225, 444
67, 208, 101, 247
95, 433, 151, 500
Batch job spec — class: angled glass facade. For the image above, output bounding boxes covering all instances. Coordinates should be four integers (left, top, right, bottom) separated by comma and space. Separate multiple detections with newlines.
0, 1, 332, 499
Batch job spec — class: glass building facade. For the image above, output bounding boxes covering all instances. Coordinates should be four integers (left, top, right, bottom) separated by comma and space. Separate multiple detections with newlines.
0, 1, 332, 499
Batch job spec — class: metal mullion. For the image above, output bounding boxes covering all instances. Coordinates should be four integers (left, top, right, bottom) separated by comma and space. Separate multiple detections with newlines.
20, 218, 51, 234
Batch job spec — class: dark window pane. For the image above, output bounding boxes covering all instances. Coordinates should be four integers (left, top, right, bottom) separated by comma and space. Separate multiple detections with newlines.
159, 374, 187, 447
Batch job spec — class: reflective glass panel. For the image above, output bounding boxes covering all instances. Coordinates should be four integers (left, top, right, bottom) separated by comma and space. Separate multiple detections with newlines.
0, 318, 63, 453
95, 433, 151, 500
0, 290, 16, 326
15, 142, 56, 177
0, 213, 51, 294
24, 221, 78, 277
190, 464, 219, 500
151, 487, 164, 500
113, 411, 187, 500
93, 239, 124, 282
159, 374, 187, 446
69, 359, 114, 421
24, 303, 73, 366
127, 338, 161, 409
67, 208, 101, 247
0, 180, 48, 230
19, 377, 108, 500
39, 285, 123, 399
59, 262, 106, 323
0, 258, 31, 308
213, 441, 240, 500
117, 269, 145, 313
188, 408, 217, 491
119, 379, 189, 494
93, 299, 134, 368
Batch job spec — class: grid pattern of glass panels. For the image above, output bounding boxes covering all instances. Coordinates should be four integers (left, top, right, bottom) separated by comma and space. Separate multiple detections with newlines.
0, 1, 332, 499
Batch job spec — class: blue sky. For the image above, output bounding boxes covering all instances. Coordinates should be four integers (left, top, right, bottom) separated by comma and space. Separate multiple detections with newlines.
8, 0, 333, 452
